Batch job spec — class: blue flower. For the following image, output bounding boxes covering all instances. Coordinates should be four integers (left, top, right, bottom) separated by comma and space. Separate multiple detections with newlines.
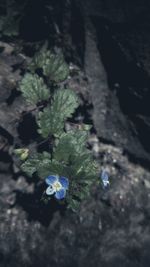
45, 175, 69, 200
100, 170, 110, 188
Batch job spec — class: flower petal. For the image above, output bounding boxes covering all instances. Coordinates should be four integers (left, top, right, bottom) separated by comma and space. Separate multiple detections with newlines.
59, 177, 69, 190
46, 185, 55, 195
45, 175, 58, 185
55, 188, 66, 200
101, 170, 109, 181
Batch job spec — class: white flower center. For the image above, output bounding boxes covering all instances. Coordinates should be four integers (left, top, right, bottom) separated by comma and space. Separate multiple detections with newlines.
53, 181, 62, 191
103, 180, 110, 186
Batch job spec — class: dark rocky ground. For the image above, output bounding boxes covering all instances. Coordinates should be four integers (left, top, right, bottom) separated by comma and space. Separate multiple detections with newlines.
0, 0, 150, 266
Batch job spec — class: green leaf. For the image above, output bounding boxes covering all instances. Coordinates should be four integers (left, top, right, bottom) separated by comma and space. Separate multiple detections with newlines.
53, 129, 98, 188
30, 48, 69, 82
0, 14, 20, 37
21, 153, 67, 178
37, 159, 65, 178
0, 0, 28, 37
2, 16, 19, 36
53, 129, 98, 177
21, 158, 38, 177
67, 198, 80, 212
19, 73, 50, 105
54, 129, 89, 163
21, 152, 51, 177
37, 88, 79, 138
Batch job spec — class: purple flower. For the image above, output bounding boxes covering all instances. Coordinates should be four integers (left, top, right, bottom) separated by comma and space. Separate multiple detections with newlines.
45, 175, 69, 200
101, 170, 110, 188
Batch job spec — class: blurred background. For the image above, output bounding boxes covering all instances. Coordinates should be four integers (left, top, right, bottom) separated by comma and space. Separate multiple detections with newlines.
0, 0, 150, 266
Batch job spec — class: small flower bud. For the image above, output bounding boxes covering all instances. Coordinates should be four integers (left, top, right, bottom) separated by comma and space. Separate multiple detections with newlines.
14, 148, 29, 160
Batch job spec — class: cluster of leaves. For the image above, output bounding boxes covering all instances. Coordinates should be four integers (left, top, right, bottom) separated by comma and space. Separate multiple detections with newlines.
29, 47, 69, 83
0, 0, 28, 37
17, 47, 99, 211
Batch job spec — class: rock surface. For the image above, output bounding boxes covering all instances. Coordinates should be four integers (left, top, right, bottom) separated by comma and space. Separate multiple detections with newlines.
0, 1, 150, 267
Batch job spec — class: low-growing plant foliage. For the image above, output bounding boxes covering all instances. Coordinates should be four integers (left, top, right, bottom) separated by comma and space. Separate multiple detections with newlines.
0, 0, 28, 37
15, 46, 100, 211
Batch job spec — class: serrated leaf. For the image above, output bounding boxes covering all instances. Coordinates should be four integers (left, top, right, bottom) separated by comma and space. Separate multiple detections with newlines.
74, 185, 90, 200
67, 198, 80, 212
21, 152, 51, 177
21, 153, 68, 179
21, 158, 38, 176
37, 106, 63, 138
30, 49, 69, 82
37, 159, 65, 178
0, 0, 27, 37
54, 130, 89, 163
19, 73, 50, 105
2, 17, 19, 36
0, 15, 19, 37
53, 129, 98, 185
37, 88, 79, 138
